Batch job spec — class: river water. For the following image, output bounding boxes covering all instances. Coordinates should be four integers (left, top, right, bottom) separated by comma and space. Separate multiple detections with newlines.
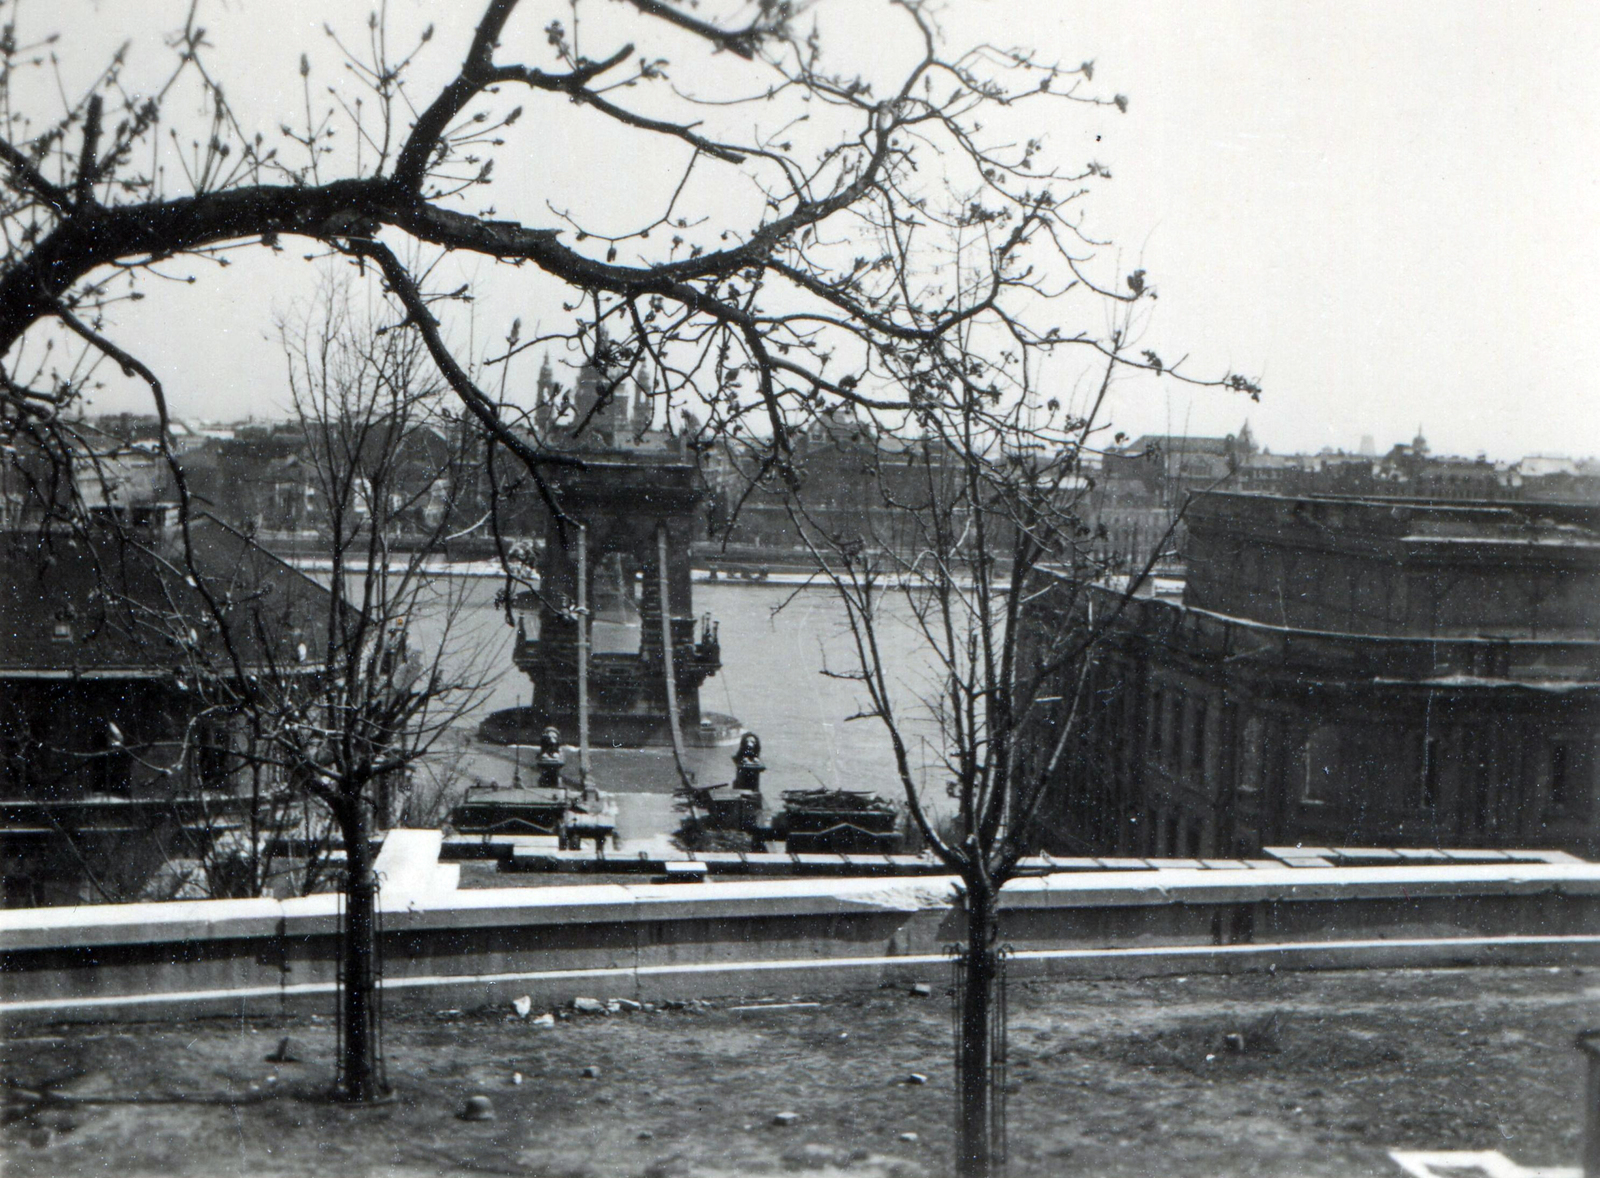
406, 576, 947, 840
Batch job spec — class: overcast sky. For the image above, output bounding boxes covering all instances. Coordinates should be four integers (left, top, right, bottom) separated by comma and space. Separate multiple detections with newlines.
41, 0, 1600, 461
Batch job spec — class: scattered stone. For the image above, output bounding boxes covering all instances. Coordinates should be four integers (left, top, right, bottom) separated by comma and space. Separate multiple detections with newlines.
638, 1130, 654, 1140
558, 1011, 571, 1021
532, 1013, 556, 1028
1223, 1032, 1247, 1054
909, 982, 932, 997
661, 999, 688, 1010
772, 1111, 800, 1127
573, 997, 606, 1014
617, 998, 643, 1012
512, 995, 533, 1019
511, 1073, 523, 1086
460, 1094, 496, 1122
905, 1073, 928, 1086
838, 1032, 849, 1041
605, 1000, 622, 1014
642, 1002, 657, 1012
899, 1132, 919, 1144
582, 1065, 602, 1079
265, 1036, 303, 1063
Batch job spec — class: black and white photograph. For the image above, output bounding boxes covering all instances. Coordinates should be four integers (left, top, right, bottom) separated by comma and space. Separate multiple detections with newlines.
1, 1, 1597, 1174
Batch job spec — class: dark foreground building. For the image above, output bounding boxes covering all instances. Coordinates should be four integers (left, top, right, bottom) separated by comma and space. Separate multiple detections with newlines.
0, 519, 330, 905
1038, 492, 1600, 859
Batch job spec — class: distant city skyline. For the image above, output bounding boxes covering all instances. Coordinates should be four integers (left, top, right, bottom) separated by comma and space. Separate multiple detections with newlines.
84, 407, 1599, 472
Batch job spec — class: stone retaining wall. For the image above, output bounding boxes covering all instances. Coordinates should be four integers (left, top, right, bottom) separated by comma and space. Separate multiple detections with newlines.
5, 835, 1599, 1022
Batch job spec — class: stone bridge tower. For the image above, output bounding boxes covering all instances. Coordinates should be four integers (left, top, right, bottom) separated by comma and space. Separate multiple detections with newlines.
483, 455, 734, 748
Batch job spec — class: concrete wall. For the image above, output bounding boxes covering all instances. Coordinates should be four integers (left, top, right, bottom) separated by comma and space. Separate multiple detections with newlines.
6, 833, 1600, 1022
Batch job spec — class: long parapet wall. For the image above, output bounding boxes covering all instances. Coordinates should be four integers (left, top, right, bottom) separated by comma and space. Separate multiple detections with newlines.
4, 834, 1600, 1022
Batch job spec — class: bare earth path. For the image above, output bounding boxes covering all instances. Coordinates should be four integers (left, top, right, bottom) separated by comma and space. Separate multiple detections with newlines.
4, 965, 1593, 1177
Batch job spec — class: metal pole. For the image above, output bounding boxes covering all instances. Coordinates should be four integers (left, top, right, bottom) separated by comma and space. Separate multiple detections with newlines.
657, 523, 691, 786
1580, 1031, 1600, 1176
576, 524, 591, 793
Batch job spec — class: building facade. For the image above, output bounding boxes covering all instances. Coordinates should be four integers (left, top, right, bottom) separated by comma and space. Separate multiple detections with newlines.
0, 520, 330, 905
1036, 492, 1600, 859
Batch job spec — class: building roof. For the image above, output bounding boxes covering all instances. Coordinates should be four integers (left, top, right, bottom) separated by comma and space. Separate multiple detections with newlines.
1124, 435, 1238, 456
0, 520, 331, 677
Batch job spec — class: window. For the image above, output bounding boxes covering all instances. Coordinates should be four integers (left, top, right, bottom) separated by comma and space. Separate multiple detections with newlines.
51, 622, 72, 642
196, 721, 235, 788
1238, 716, 1264, 794
1302, 726, 1341, 805
1550, 742, 1571, 811
95, 722, 132, 795
1189, 699, 1209, 775
1421, 737, 1440, 810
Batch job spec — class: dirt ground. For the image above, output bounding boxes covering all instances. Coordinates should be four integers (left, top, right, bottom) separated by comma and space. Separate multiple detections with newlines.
3, 965, 1593, 1177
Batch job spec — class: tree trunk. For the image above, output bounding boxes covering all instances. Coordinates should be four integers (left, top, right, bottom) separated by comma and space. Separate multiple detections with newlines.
957, 880, 1001, 1178
336, 802, 385, 1102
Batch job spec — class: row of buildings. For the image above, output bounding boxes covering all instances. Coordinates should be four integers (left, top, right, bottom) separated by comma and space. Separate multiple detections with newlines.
1, 352, 1597, 902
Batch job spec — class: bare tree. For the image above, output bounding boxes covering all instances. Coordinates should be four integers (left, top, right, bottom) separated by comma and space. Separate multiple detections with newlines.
160, 285, 496, 1101
794, 327, 1211, 1174
0, 1, 1258, 522
0, 0, 1260, 1141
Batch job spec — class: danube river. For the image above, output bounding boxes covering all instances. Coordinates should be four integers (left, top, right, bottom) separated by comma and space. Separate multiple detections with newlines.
407, 575, 946, 839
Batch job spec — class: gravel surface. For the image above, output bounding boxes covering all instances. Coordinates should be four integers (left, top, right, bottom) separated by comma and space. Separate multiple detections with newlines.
3, 965, 1592, 1176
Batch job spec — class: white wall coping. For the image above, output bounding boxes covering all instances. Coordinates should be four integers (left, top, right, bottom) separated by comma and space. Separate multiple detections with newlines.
5, 860, 1600, 953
